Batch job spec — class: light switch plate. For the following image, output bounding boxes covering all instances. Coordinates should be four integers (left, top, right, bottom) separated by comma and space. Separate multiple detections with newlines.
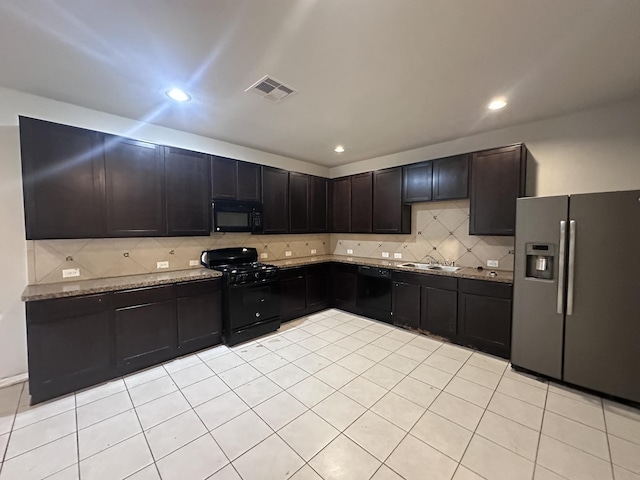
394, 253, 402, 259
382, 252, 389, 258
285, 251, 292, 257
62, 268, 80, 278
189, 260, 199, 266
487, 260, 499, 267
260, 253, 268, 259
311, 249, 317, 254
347, 249, 354, 254
157, 261, 169, 269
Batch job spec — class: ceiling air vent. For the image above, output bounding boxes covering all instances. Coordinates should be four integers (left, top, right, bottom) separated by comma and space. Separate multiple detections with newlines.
246, 75, 297, 103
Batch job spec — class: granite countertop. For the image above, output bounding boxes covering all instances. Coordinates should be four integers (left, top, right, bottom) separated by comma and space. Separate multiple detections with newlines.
22, 268, 222, 302
270, 255, 513, 284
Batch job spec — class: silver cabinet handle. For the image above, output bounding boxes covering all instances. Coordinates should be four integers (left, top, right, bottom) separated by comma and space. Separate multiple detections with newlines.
567, 220, 576, 315
557, 221, 566, 314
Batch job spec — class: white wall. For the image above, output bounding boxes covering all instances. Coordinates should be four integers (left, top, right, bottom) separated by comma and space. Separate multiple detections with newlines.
0, 87, 328, 380
330, 97, 640, 197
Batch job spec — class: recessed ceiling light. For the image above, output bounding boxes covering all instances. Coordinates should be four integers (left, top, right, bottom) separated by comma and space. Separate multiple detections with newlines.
166, 88, 191, 102
488, 98, 507, 110
334, 145, 345, 153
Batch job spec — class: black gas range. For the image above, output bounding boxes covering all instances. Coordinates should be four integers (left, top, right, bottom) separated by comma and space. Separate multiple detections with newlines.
200, 247, 280, 346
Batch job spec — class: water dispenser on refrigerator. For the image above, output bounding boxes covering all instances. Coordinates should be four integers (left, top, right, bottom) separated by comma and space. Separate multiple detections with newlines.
525, 243, 555, 280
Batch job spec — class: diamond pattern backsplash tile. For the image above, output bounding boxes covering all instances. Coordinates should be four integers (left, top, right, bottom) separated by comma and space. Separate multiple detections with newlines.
330, 200, 514, 270
28, 200, 513, 285
29, 233, 331, 284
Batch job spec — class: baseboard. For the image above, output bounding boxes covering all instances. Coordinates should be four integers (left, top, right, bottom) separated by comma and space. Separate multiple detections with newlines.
0, 373, 28, 389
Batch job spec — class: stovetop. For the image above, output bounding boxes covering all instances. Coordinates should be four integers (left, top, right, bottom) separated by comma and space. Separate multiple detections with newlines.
213, 261, 278, 285
214, 262, 274, 274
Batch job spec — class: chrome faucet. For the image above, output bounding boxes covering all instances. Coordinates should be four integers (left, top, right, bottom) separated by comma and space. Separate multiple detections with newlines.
424, 255, 439, 265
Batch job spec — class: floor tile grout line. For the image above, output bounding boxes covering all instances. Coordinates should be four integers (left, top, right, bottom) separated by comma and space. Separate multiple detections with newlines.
0, 382, 24, 476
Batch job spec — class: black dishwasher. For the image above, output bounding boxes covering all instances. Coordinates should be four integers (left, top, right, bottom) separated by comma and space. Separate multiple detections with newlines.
356, 266, 392, 323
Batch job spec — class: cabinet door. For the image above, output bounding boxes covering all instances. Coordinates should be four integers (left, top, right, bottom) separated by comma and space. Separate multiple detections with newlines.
280, 268, 307, 321
211, 156, 237, 200
351, 172, 373, 233
470, 144, 526, 236
433, 154, 469, 201
104, 136, 166, 237
331, 177, 351, 232
373, 167, 410, 233
26, 294, 113, 403
262, 167, 289, 233
306, 264, 330, 311
421, 286, 458, 338
403, 161, 433, 203
237, 161, 262, 202
289, 172, 310, 233
392, 282, 420, 328
165, 147, 210, 236
332, 264, 358, 308
309, 176, 329, 232
176, 279, 222, 354
20, 117, 105, 239
114, 285, 177, 372
458, 292, 512, 358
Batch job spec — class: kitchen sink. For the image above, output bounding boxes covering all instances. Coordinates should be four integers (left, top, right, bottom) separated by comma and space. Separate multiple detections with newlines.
397, 262, 461, 272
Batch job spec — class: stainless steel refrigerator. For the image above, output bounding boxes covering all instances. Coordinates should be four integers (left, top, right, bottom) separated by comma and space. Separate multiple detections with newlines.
512, 190, 640, 403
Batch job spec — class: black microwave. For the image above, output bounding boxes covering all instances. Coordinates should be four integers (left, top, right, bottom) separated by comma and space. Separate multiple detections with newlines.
211, 200, 263, 233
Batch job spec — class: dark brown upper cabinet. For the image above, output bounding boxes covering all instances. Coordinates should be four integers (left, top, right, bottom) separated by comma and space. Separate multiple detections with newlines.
20, 117, 106, 239
351, 172, 373, 233
165, 147, 210, 236
236, 161, 262, 202
403, 161, 433, 203
309, 176, 329, 233
433, 154, 469, 201
262, 166, 289, 233
104, 136, 166, 237
469, 144, 527, 236
210, 155, 237, 200
289, 172, 310, 233
373, 167, 411, 234
330, 177, 351, 233
211, 156, 262, 202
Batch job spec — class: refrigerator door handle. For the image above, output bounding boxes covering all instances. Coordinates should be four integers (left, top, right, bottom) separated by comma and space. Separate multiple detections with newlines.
567, 220, 577, 315
557, 220, 567, 314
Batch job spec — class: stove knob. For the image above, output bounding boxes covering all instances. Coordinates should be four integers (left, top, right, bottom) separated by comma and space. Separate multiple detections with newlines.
255, 312, 261, 318
229, 274, 236, 283
255, 272, 261, 279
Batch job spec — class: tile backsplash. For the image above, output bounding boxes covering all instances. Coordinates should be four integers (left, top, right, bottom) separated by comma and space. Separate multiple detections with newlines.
330, 200, 514, 270
28, 199, 513, 284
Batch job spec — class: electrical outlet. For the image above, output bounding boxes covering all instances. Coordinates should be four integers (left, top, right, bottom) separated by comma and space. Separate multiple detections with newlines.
260, 253, 268, 259
189, 260, 199, 266
382, 252, 389, 258
394, 253, 402, 259
487, 260, 499, 267
157, 261, 169, 269
62, 268, 80, 278
311, 249, 317, 254
285, 251, 292, 257
347, 249, 354, 254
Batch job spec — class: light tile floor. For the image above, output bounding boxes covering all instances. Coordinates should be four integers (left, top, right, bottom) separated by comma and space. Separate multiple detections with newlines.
0, 308, 639, 480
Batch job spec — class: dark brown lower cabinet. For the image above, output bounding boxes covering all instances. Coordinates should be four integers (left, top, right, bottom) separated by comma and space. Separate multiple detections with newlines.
280, 267, 307, 322
27, 293, 113, 404
306, 264, 330, 311
392, 281, 420, 329
458, 279, 513, 358
114, 285, 177, 373
421, 286, 458, 337
177, 279, 222, 354
26, 278, 223, 404
331, 263, 358, 311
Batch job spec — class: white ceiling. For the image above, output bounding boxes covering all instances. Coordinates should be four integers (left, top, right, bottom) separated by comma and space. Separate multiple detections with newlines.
1, 1, 639, 167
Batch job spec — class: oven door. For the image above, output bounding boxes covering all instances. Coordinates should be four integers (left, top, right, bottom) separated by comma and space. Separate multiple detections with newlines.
227, 281, 280, 330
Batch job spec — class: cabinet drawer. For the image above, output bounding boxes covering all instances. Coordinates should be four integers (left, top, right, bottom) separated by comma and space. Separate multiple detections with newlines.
113, 285, 174, 308
392, 271, 457, 290
176, 278, 221, 297
279, 267, 306, 281
27, 293, 110, 323
459, 279, 512, 299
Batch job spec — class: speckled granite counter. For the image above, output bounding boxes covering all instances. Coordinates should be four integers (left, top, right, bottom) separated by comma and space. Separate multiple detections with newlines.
270, 255, 513, 284
22, 268, 222, 302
